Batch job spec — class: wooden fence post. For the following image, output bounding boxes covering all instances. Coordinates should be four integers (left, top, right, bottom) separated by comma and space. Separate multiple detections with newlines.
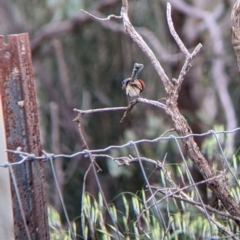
0, 33, 49, 239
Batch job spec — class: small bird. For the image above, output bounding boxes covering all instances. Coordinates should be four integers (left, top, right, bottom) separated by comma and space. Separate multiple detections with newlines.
122, 63, 145, 101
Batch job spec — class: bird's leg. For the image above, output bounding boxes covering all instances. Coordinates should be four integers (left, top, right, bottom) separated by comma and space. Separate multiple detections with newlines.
127, 94, 136, 104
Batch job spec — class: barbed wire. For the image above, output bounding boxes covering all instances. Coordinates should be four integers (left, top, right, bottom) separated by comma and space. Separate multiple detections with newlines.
3, 127, 240, 239
2, 127, 240, 168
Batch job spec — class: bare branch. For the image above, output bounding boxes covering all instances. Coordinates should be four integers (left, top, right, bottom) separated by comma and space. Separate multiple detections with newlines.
132, 156, 237, 237
31, 0, 120, 51
136, 97, 166, 109
73, 114, 102, 172
166, 2, 203, 93
120, 100, 138, 123
166, 2, 190, 57
81, 9, 122, 21
121, 0, 174, 94
73, 106, 127, 115
167, 0, 237, 156
74, 98, 166, 123
176, 43, 202, 92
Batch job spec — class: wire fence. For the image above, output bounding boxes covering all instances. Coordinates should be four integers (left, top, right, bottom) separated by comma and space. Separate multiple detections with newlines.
2, 127, 240, 239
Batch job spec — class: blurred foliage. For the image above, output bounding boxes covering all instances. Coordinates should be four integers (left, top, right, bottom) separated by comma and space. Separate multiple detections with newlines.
48, 205, 77, 239
49, 183, 240, 239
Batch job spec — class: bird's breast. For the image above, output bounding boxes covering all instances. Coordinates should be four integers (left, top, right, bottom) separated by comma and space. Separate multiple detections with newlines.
126, 84, 141, 97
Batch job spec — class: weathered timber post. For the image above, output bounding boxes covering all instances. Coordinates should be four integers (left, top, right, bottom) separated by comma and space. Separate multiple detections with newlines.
0, 33, 49, 239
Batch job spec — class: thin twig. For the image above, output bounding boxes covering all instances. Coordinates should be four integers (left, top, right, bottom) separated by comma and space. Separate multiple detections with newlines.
73, 106, 127, 115
74, 97, 166, 123
166, 3, 190, 57
73, 114, 102, 172
176, 43, 202, 91
166, 2, 202, 93
81, 9, 122, 21
159, 128, 175, 137
120, 100, 138, 123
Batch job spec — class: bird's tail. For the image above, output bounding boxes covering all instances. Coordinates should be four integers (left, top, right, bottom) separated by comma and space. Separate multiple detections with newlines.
131, 63, 144, 80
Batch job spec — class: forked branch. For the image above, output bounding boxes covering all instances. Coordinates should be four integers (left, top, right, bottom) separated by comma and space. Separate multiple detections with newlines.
120, 0, 240, 224
121, 0, 173, 94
